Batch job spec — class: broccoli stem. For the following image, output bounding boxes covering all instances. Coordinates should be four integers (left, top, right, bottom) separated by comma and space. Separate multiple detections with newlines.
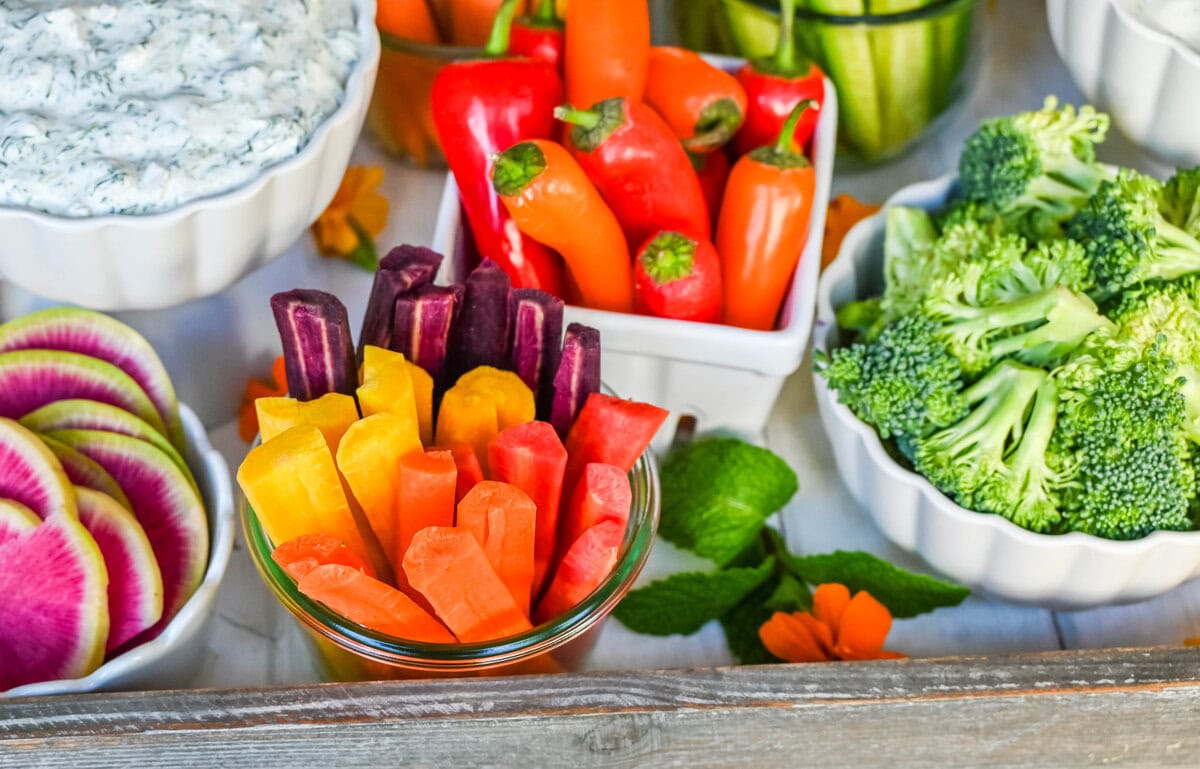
1131, 219, 1200, 284
997, 378, 1063, 532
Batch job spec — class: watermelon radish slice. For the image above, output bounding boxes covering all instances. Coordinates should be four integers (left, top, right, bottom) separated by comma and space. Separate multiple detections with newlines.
40, 436, 133, 512
0, 350, 167, 439
0, 308, 182, 449
0, 512, 109, 691
0, 499, 39, 545
0, 417, 76, 521
46, 429, 207, 634
21, 399, 197, 492
75, 487, 163, 655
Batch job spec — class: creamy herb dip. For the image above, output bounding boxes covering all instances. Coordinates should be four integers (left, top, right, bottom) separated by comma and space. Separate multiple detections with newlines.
1120, 0, 1200, 54
0, 0, 360, 217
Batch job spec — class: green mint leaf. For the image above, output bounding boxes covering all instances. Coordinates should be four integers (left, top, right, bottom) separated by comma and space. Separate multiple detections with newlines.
719, 575, 784, 665
613, 557, 776, 636
764, 572, 811, 613
658, 438, 798, 566
781, 549, 970, 619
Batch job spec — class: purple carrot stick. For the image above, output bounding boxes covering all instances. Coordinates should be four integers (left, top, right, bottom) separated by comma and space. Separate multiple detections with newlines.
392, 286, 460, 387
357, 245, 443, 360
550, 323, 601, 438
447, 259, 512, 383
508, 288, 564, 420
270, 289, 357, 401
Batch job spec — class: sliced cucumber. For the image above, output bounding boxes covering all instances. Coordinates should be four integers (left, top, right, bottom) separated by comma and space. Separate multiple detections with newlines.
866, 0, 935, 154
804, 0, 884, 158
719, 0, 785, 59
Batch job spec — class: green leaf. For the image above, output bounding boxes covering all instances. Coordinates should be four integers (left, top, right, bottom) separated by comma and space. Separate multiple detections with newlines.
613, 557, 776, 636
719, 575, 784, 665
346, 219, 380, 271
658, 438, 798, 566
781, 549, 970, 619
764, 572, 811, 613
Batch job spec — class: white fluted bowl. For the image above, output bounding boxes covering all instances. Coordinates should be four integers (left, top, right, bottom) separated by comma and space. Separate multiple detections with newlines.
0, 0, 380, 311
2, 405, 234, 696
813, 174, 1200, 609
1047, 0, 1200, 167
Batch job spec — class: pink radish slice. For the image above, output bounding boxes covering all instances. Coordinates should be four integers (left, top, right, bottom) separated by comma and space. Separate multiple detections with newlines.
47, 430, 207, 636
41, 436, 133, 512
76, 487, 164, 654
0, 418, 76, 521
0, 512, 109, 691
0, 350, 166, 439
0, 308, 183, 449
0, 499, 39, 546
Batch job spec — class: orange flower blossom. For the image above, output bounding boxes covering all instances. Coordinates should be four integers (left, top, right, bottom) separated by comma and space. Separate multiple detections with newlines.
759, 583, 906, 663
238, 355, 288, 443
311, 165, 389, 270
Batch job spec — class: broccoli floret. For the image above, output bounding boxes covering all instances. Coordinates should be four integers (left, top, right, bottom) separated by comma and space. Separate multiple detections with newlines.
959, 97, 1114, 226
971, 377, 1063, 532
1161, 166, 1200, 239
1068, 170, 1200, 295
1053, 353, 1197, 540
818, 315, 968, 443
922, 282, 1114, 375
914, 362, 1059, 527
878, 206, 940, 325
974, 238, 1093, 304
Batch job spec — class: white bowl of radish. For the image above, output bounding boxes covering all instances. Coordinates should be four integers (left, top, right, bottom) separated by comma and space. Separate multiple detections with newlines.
0, 309, 233, 696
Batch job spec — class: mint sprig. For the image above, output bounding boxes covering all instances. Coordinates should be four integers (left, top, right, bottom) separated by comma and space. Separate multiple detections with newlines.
619, 437, 969, 663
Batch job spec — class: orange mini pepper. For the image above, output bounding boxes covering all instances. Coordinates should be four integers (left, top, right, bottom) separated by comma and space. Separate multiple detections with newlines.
564, 0, 649, 109
491, 140, 634, 313
644, 46, 748, 153
716, 100, 817, 330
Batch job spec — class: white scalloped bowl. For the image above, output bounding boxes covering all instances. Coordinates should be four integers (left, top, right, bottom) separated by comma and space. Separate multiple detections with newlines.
0, 0, 380, 312
813, 174, 1200, 609
1047, 0, 1200, 167
2, 404, 234, 696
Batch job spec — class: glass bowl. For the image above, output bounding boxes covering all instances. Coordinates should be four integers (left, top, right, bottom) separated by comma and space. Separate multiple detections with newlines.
241, 448, 659, 679
366, 33, 480, 168
690, 0, 985, 164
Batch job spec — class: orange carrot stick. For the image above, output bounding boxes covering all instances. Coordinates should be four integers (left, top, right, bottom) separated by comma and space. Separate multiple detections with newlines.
297, 563, 455, 643
404, 527, 534, 641
271, 533, 377, 581
534, 519, 623, 624
456, 481, 537, 615
395, 450, 458, 582
491, 140, 633, 312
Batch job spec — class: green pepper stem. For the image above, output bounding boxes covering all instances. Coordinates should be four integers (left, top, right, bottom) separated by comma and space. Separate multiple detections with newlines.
775, 99, 816, 154
484, 0, 521, 57
491, 142, 548, 197
554, 105, 601, 130
773, 0, 797, 75
534, 0, 558, 24
642, 232, 698, 285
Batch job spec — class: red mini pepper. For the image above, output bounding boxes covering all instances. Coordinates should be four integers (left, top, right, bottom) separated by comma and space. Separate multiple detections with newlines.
634, 231, 722, 323
733, 0, 825, 157
431, 0, 567, 295
689, 149, 731, 235
718, 101, 817, 331
509, 0, 563, 71
556, 97, 710, 250
644, 47, 748, 153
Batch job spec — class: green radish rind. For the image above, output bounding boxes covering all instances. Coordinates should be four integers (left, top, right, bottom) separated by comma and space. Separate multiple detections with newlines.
0, 499, 40, 545
22, 400, 199, 495
0, 417, 76, 521
75, 487, 164, 655
0, 512, 109, 691
0, 308, 184, 450
40, 436, 134, 512
0, 349, 167, 439
46, 429, 207, 633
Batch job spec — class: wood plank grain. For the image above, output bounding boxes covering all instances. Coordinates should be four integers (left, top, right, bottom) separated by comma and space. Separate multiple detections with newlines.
3, 648, 1199, 768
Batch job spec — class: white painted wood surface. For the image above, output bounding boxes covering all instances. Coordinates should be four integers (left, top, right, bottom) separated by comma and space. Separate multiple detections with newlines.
4, 0, 1197, 691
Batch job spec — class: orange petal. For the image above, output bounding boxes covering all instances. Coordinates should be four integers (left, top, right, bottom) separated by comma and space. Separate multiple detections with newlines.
759, 612, 833, 663
270, 355, 288, 394
832, 590, 895, 660
793, 612, 835, 658
353, 194, 390, 237
812, 583, 851, 632
312, 214, 359, 256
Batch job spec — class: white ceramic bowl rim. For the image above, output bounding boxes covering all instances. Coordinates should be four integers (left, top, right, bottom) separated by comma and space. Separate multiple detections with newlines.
0, 0, 379, 227
2, 404, 235, 697
1106, 0, 1200, 69
816, 172, 1200, 555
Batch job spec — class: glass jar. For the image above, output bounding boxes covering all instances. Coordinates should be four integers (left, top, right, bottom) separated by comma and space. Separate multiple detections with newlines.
677, 0, 985, 164
241, 450, 660, 679
365, 32, 480, 168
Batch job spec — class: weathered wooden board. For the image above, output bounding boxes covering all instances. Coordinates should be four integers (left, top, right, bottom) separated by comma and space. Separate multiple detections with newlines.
4, 648, 1199, 768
